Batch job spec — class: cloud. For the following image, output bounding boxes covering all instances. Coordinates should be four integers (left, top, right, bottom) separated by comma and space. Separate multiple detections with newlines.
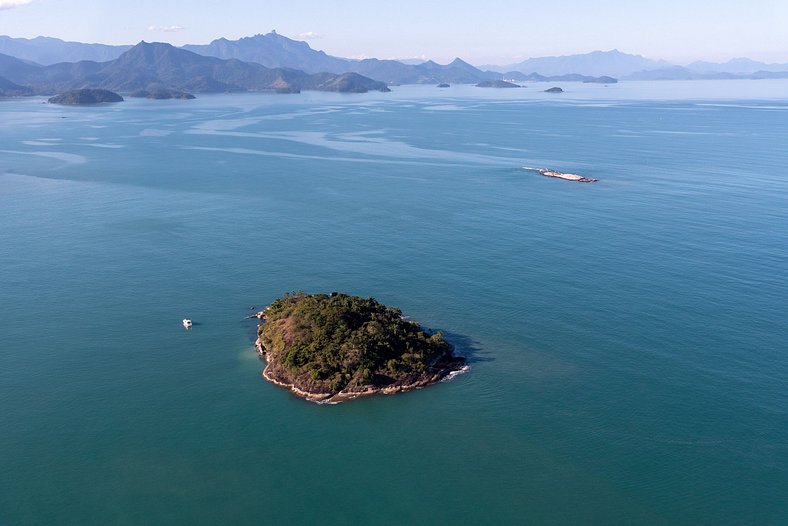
0, 0, 33, 10
147, 25, 186, 33
297, 32, 324, 40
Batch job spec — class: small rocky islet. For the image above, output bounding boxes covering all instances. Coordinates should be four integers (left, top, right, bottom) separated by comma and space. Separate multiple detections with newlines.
526, 167, 599, 183
253, 292, 466, 403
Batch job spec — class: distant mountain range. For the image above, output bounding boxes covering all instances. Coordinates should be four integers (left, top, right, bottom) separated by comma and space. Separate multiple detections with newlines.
0, 42, 390, 96
622, 67, 788, 81
184, 32, 505, 84
686, 57, 788, 75
0, 35, 131, 65
0, 32, 613, 87
484, 50, 671, 78
182, 31, 348, 74
2, 31, 788, 94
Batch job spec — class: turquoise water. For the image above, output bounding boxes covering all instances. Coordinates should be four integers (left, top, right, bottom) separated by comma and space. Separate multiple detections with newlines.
1, 81, 787, 525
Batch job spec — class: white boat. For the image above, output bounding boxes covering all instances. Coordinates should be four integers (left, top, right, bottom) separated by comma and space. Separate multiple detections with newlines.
183, 318, 193, 329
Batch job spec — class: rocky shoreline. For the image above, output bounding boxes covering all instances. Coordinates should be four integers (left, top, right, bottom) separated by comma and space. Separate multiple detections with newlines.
528, 167, 599, 183
255, 335, 467, 404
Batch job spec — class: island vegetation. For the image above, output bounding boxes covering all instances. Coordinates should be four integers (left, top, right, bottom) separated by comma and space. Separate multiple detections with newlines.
128, 88, 195, 100
256, 292, 466, 403
476, 79, 521, 88
48, 88, 123, 105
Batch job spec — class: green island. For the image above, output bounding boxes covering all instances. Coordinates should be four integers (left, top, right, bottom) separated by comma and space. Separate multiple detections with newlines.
47, 89, 123, 105
255, 292, 466, 403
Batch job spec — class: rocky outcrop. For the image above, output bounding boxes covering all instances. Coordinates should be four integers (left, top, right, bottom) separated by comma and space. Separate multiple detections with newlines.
531, 167, 599, 183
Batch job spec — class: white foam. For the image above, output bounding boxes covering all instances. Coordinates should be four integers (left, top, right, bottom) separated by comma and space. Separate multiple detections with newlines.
441, 364, 471, 382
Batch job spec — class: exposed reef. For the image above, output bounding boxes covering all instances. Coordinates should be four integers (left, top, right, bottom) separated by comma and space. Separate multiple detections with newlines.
525, 167, 599, 183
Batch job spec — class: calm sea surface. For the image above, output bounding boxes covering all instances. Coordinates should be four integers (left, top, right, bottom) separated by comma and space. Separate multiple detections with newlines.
1, 81, 787, 525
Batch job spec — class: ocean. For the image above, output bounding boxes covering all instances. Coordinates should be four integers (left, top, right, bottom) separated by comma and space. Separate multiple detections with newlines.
1, 81, 787, 525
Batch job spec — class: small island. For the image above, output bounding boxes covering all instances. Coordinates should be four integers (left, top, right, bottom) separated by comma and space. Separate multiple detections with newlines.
544, 86, 564, 93
526, 167, 599, 183
255, 292, 466, 403
128, 88, 195, 100
48, 89, 123, 105
437, 83, 450, 88
476, 80, 521, 88
583, 76, 618, 84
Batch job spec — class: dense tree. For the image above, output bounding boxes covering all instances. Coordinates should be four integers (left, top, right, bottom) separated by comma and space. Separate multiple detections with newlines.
259, 292, 458, 396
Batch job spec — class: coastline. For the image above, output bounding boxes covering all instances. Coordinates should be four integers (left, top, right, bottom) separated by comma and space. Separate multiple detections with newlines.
256, 337, 467, 404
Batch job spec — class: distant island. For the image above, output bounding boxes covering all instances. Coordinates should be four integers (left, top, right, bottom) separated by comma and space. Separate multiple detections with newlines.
255, 292, 466, 403
48, 88, 123, 105
477, 80, 521, 88
583, 76, 617, 84
437, 83, 450, 88
544, 86, 564, 93
129, 88, 195, 100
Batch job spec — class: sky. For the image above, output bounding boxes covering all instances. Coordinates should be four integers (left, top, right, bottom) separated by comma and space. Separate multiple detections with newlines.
1, 0, 788, 65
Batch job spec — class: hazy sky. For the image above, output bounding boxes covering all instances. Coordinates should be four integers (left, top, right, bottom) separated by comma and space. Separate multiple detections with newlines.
2, 0, 787, 64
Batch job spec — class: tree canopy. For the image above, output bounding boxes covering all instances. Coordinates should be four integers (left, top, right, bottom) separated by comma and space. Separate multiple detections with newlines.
259, 292, 455, 395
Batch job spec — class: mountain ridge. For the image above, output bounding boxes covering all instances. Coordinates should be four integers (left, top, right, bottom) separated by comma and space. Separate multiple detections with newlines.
0, 42, 390, 96
3, 32, 784, 83
484, 49, 671, 77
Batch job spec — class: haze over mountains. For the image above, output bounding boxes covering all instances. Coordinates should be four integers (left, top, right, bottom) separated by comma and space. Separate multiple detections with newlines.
2, 30, 788, 97
484, 50, 670, 78
0, 36, 132, 65
0, 41, 390, 96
